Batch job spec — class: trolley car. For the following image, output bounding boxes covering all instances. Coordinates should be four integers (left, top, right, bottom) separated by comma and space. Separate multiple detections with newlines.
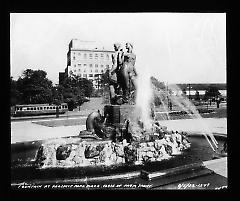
12, 103, 68, 117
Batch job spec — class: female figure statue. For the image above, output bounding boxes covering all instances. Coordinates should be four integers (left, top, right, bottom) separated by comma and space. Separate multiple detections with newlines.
119, 42, 137, 103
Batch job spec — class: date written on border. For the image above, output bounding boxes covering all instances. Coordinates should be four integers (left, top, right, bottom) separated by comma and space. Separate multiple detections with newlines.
177, 183, 210, 189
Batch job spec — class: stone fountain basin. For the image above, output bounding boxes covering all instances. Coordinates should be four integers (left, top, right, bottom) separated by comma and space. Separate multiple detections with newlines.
11, 134, 226, 184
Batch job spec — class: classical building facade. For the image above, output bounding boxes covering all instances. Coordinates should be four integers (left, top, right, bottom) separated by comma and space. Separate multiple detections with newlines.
63, 39, 114, 88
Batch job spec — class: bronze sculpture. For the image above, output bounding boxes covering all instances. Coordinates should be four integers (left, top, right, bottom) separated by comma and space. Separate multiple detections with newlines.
108, 42, 137, 105
120, 42, 137, 103
108, 43, 124, 104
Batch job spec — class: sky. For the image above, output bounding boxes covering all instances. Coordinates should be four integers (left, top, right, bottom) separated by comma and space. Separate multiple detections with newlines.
10, 13, 226, 85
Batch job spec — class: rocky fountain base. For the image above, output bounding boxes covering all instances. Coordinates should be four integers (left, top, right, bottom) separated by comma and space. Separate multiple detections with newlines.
35, 105, 191, 169
11, 105, 227, 186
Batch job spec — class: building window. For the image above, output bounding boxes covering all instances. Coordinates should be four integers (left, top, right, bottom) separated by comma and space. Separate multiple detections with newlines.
78, 69, 81, 72
95, 64, 98, 67
79, 74, 82, 77
90, 70, 92, 72
89, 74, 93, 77
106, 54, 109, 59
74, 64, 76, 67
101, 65, 104, 68
84, 53, 87, 58
78, 64, 81, 67
95, 69, 98, 73
106, 65, 109, 68
89, 64, 93, 67
89, 53, 93, 59
73, 56, 75, 60
84, 64, 87, 66
101, 70, 104, 73
95, 53, 98, 58
74, 70, 76, 72
101, 53, 104, 58
78, 53, 81, 56
83, 74, 87, 78
84, 69, 86, 72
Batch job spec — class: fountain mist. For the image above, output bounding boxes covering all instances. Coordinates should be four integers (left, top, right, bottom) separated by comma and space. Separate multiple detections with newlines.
154, 83, 218, 151
135, 67, 153, 130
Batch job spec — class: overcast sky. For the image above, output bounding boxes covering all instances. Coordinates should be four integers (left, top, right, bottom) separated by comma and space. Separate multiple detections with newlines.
10, 13, 226, 84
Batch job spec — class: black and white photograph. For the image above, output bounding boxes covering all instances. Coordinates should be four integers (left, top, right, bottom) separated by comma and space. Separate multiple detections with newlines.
10, 13, 227, 190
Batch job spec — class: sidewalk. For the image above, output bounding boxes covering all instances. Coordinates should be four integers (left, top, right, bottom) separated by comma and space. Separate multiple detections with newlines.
159, 118, 227, 135
11, 117, 227, 144
204, 157, 227, 178
11, 121, 85, 144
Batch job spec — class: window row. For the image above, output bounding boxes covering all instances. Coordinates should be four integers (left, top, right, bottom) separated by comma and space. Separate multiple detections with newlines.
74, 73, 101, 77
73, 69, 104, 74
72, 52, 110, 60
73, 64, 109, 68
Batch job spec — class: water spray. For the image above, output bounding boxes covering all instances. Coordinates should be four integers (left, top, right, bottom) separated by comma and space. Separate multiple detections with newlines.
152, 84, 219, 152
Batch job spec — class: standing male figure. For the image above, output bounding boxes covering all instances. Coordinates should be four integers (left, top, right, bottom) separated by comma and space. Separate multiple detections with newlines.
108, 43, 124, 104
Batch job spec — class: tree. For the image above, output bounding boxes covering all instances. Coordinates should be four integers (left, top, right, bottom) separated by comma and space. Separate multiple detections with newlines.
16, 69, 53, 104
60, 75, 93, 108
61, 75, 93, 97
204, 86, 221, 100
78, 77, 94, 98
182, 88, 187, 96
10, 76, 22, 106
150, 76, 166, 90
194, 90, 200, 100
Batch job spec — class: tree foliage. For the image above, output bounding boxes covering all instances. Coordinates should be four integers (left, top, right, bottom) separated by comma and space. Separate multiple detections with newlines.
150, 77, 167, 107
11, 77, 22, 106
15, 69, 53, 104
10, 68, 95, 108
150, 76, 166, 90
204, 86, 221, 100
60, 74, 94, 109
194, 90, 200, 100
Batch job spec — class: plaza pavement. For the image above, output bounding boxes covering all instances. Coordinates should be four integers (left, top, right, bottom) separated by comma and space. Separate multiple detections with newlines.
11, 117, 227, 144
159, 118, 227, 135
11, 120, 86, 144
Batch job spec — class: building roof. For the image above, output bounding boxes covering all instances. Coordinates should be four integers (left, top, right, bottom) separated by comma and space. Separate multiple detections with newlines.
69, 39, 113, 52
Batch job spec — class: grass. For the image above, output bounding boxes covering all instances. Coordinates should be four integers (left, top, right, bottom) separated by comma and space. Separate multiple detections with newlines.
33, 118, 87, 127
33, 105, 226, 127
156, 108, 227, 120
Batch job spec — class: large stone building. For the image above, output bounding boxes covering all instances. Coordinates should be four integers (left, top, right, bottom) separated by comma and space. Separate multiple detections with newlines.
61, 39, 114, 88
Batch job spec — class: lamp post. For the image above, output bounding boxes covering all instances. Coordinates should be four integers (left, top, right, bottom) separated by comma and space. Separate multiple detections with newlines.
166, 82, 169, 110
187, 84, 192, 100
54, 88, 59, 118
188, 84, 190, 99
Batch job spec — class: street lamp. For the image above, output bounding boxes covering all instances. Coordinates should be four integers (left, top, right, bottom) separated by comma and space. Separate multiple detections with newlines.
54, 88, 59, 118
187, 84, 192, 100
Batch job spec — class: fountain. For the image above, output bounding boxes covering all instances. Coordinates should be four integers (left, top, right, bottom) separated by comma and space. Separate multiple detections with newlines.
32, 42, 193, 169
11, 43, 227, 187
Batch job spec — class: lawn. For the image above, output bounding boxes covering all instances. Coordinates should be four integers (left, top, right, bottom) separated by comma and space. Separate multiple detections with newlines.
33, 106, 226, 128
155, 108, 227, 120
